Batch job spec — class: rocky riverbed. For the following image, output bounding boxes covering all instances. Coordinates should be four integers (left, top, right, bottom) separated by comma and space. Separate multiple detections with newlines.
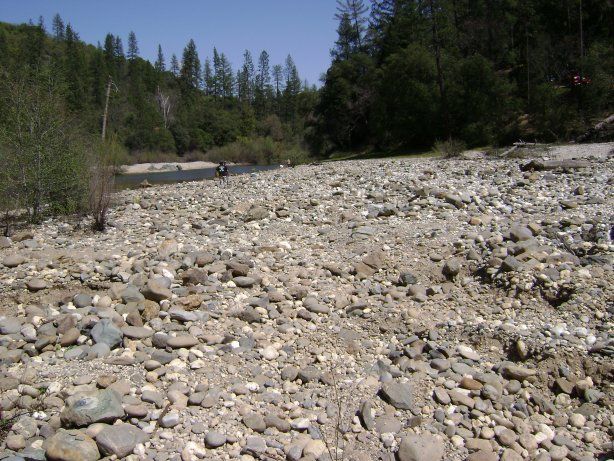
0, 153, 612, 461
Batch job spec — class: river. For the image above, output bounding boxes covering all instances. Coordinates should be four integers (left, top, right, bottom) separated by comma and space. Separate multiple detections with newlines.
114, 164, 281, 189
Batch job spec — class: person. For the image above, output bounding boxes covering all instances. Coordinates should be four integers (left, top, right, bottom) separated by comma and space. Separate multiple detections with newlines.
215, 161, 229, 187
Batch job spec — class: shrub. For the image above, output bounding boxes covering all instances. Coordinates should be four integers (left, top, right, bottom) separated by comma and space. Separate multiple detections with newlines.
433, 138, 467, 158
0, 69, 88, 223
87, 138, 124, 231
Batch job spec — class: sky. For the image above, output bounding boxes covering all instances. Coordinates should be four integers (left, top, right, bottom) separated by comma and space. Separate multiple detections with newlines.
0, 0, 340, 86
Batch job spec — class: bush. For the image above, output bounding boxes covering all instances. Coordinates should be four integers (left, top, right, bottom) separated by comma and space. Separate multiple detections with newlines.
0, 69, 88, 223
433, 138, 467, 158
204, 136, 312, 165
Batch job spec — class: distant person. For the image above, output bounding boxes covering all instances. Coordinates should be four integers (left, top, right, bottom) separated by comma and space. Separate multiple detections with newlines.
286, 158, 292, 168
215, 161, 229, 187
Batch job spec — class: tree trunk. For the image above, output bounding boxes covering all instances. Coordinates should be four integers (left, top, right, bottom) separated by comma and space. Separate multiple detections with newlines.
102, 76, 112, 140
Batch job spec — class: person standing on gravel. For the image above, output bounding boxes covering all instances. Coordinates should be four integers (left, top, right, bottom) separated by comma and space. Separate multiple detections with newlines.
215, 161, 230, 187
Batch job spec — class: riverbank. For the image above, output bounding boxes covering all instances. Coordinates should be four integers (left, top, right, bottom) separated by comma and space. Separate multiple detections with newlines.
0, 155, 612, 460
120, 161, 219, 174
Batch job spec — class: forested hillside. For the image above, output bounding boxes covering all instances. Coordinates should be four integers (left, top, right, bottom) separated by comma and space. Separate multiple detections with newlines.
313, 0, 613, 153
0, 16, 317, 163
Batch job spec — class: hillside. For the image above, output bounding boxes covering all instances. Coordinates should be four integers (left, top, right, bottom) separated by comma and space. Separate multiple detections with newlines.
0, 18, 316, 163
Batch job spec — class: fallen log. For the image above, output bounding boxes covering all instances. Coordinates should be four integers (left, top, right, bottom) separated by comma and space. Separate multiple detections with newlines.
520, 159, 591, 171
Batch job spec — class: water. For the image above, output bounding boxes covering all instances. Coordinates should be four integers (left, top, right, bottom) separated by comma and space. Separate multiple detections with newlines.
114, 164, 280, 189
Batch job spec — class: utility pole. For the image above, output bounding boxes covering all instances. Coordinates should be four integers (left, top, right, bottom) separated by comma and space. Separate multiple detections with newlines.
101, 76, 116, 141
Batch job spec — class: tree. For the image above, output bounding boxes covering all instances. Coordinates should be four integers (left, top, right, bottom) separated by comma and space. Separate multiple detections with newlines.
52, 13, 65, 40
335, 0, 369, 51
180, 39, 201, 88
203, 58, 214, 94
155, 44, 165, 72
0, 69, 87, 222
255, 50, 272, 116
272, 64, 284, 97
238, 50, 255, 103
170, 53, 180, 77
127, 31, 139, 60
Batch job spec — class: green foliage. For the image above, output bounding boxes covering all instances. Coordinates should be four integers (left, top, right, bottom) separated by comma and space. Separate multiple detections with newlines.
314, 0, 613, 154
0, 19, 316, 164
0, 67, 87, 222
205, 137, 310, 166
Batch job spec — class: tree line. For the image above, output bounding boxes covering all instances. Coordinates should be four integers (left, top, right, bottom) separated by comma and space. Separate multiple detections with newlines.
0, 14, 317, 161
312, 0, 612, 153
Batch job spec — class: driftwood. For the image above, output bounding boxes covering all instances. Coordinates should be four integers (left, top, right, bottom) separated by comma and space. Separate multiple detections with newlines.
520, 159, 591, 172
502, 141, 548, 157
576, 114, 614, 143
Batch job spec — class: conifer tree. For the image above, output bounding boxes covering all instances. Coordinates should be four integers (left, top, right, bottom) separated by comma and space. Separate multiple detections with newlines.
155, 44, 165, 72
114, 36, 124, 58
335, 0, 368, 51
127, 31, 139, 60
220, 53, 234, 97
52, 13, 65, 40
180, 39, 201, 88
238, 50, 255, 103
203, 58, 214, 95
170, 54, 180, 77
255, 50, 272, 116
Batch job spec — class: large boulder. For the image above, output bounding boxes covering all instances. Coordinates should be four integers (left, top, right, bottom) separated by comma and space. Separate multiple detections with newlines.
60, 389, 125, 428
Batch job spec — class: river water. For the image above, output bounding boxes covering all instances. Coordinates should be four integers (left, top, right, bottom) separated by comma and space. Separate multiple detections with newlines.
114, 164, 280, 189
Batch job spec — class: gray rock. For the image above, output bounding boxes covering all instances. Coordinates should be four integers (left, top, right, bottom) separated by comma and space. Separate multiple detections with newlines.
121, 285, 144, 303
26, 278, 47, 292
45, 429, 100, 461
205, 431, 227, 448
166, 335, 199, 349
0, 317, 21, 334
243, 413, 266, 433
73, 294, 93, 308
142, 278, 172, 302
2, 254, 25, 268
380, 381, 413, 410
60, 389, 125, 427
397, 434, 444, 461
234, 276, 256, 288
95, 424, 148, 457
91, 319, 123, 349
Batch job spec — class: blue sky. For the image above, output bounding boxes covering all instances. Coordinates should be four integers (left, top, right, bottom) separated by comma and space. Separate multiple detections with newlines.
1, 0, 340, 86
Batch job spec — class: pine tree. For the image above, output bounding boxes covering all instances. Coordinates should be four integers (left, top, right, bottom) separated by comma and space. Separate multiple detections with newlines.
37, 16, 45, 32
212, 47, 222, 96
255, 50, 272, 116
52, 13, 65, 40
127, 31, 139, 60
332, 13, 359, 61
220, 53, 234, 97
238, 50, 255, 103
272, 64, 283, 97
64, 24, 86, 110
155, 44, 165, 72
203, 58, 214, 95
170, 54, 180, 77
114, 36, 124, 59
335, 0, 369, 51
180, 39, 201, 88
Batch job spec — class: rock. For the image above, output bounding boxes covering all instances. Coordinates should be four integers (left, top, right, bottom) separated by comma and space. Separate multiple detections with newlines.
442, 259, 461, 278
27, 277, 47, 291
0, 317, 21, 334
2, 254, 25, 268
121, 325, 154, 339
142, 278, 172, 302
397, 434, 444, 461
233, 276, 256, 288
245, 206, 269, 221
91, 319, 123, 349
501, 364, 537, 380
166, 335, 199, 348
380, 381, 413, 410
398, 272, 418, 286
243, 413, 266, 433
46, 429, 100, 461
95, 424, 148, 457
60, 389, 125, 427
205, 431, 227, 448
